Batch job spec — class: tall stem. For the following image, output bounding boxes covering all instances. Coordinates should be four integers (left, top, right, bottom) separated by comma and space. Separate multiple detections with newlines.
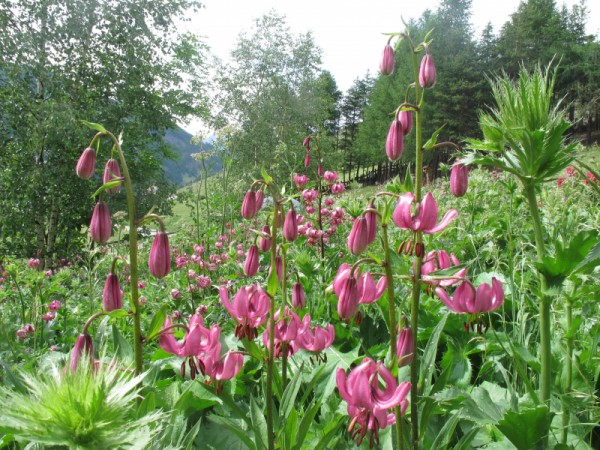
562, 294, 573, 444
409, 44, 424, 450
523, 183, 550, 405
382, 223, 403, 450
266, 204, 279, 450
281, 245, 288, 389
107, 131, 143, 376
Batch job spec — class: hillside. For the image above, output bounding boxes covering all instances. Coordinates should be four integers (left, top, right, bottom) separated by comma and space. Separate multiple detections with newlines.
162, 128, 221, 186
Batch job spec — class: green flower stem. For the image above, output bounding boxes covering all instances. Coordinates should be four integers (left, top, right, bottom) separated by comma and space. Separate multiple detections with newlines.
281, 245, 288, 390
381, 223, 403, 450
266, 204, 279, 450
562, 287, 575, 444
409, 41, 424, 450
106, 131, 143, 376
523, 183, 550, 406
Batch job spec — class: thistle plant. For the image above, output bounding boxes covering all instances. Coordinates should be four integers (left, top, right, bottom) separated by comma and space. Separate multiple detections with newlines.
0, 357, 164, 449
465, 63, 579, 442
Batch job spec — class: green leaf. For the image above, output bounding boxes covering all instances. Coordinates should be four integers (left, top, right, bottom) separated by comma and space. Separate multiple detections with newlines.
204, 416, 256, 450
497, 406, 552, 450
250, 396, 268, 450
90, 180, 122, 199
419, 312, 448, 394
403, 165, 414, 192
280, 364, 303, 422
429, 411, 460, 449
81, 120, 107, 133
261, 166, 273, 184
292, 401, 320, 450
423, 125, 446, 150
146, 305, 168, 341
108, 309, 129, 319
112, 324, 133, 363
573, 241, 600, 275
267, 267, 279, 297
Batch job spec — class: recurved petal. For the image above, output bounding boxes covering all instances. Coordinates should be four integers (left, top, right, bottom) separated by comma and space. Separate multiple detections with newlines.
392, 192, 416, 230
425, 208, 458, 234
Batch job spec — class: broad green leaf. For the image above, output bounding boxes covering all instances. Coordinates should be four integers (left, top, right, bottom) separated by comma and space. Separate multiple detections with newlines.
250, 396, 268, 450
419, 312, 448, 394
573, 241, 600, 275
146, 305, 168, 341
90, 180, 122, 199
423, 125, 446, 151
112, 324, 133, 363
174, 381, 221, 415
293, 401, 320, 450
81, 120, 107, 133
203, 416, 256, 450
108, 309, 129, 319
403, 166, 414, 193
267, 267, 279, 297
280, 364, 303, 422
497, 406, 552, 450
429, 411, 460, 449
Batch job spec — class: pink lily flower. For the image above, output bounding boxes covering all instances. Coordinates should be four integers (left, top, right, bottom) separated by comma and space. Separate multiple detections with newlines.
435, 278, 504, 314
337, 358, 410, 446
219, 285, 270, 340
295, 314, 335, 353
159, 314, 218, 358
333, 264, 387, 320
420, 250, 467, 287
393, 192, 457, 234
262, 307, 301, 358
198, 339, 244, 382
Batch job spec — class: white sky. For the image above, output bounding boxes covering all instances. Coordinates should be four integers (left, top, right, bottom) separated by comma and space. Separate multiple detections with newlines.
182, 0, 599, 134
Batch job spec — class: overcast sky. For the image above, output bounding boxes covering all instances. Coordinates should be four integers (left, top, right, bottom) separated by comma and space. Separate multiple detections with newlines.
182, 0, 599, 134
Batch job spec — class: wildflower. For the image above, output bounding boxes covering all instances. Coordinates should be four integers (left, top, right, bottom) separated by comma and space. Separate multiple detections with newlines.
69, 333, 94, 372
103, 158, 122, 194
420, 250, 466, 287
396, 327, 413, 367
450, 163, 468, 197
219, 285, 270, 340
149, 232, 171, 278
379, 44, 395, 75
42, 312, 56, 321
294, 173, 308, 187
49, 300, 62, 311
419, 51, 436, 88
241, 190, 257, 219
296, 314, 335, 354
262, 307, 301, 358
90, 202, 112, 244
159, 313, 218, 358
337, 358, 410, 447
392, 192, 457, 234
75, 147, 96, 180
291, 282, 306, 309
435, 278, 504, 315
399, 109, 413, 135
243, 244, 259, 277
102, 272, 123, 312
283, 208, 299, 241
331, 182, 345, 194
324, 171, 339, 183
364, 203, 378, 245
347, 215, 369, 256
259, 225, 272, 252
198, 341, 244, 381
386, 118, 404, 161
28, 258, 40, 268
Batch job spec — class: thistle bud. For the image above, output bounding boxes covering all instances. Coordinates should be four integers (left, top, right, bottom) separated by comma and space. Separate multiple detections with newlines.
149, 232, 171, 278
102, 272, 122, 312
419, 52, 436, 88
380, 44, 395, 75
283, 208, 298, 242
241, 190, 257, 219
103, 158, 122, 194
347, 215, 369, 256
76, 147, 96, 180
291, 282, 306, 309
386, 119, 404, 161
450, 163, 468, 197
90, 202, 112, 244
244, 244, 259, 277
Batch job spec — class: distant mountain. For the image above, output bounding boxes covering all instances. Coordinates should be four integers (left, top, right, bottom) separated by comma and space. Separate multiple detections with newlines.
162, 127, 222, 186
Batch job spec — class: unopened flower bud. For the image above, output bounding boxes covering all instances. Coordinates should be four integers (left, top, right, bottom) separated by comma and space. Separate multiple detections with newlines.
70, 333, 94, 372
347, 215, 369, 256
397, 327, 414, 367
149, 232, 171, 278
244, 244, 259, 277
380, 44, 395, 75
291, 282, 306, 309
102, 272, 122, 312
450, 163, 468, 197
103, 158, 122, 194
399, 109, 413, 135
76, 147, 96, 180
90, 202, 112, 244
283, 208, 298, 242
241, 190, 257, 219
419, 51, 436, 88
386, 119, 404, 161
